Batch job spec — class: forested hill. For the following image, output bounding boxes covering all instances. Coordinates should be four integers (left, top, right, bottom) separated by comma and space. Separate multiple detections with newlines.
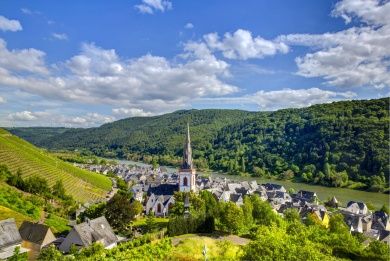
7, 98, 390, 191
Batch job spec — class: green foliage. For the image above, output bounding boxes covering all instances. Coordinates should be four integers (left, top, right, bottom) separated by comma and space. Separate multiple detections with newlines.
0, 185, 40, 219
145, 212, 157, 233
38, 245, 65, 261
170, 191, 206, 216
8, 246, 28, 261
79, 202, 107, 221
251, 195, 281, 226
24, 176, 51, 196
284, 208, 300, 223
52, 180, 66, 199
219, 202, 245, 234
380, 204, 389, 215
44, 213, 70, 234
105, 193, 135, 231
0, 164, 12, 181
168, 213, 212, 236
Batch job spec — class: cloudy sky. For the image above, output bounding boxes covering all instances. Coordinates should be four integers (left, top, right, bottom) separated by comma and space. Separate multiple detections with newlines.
0, 0, 389, 127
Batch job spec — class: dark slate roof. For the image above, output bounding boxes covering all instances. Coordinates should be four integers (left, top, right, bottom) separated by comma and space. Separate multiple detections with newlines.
267, 191, 288, 199
19, 221, 51, 245
230, 194, 242, 203
235, 187, 249, 195
147, 183, 179, 196
73, 216, 117, 247
344, 215, 362, 230
297, 190, 317, 200
379, 230, 390, 241
347, 201, 367, 210
0, 218, 22, 250
373, 211, 388, 222
372, 211, 389, 230
263, 183, 284, 191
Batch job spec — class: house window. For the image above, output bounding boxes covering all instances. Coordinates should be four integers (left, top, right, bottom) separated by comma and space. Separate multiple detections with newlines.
183, 177, 188, 186
157, 203, 162, 213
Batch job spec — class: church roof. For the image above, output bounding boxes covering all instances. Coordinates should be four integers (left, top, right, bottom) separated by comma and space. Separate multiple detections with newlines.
147, 183, 179, 196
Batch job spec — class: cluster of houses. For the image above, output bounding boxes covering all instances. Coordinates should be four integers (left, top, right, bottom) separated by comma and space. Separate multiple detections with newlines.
74, 162, 170, 185
0, 217, 121, 260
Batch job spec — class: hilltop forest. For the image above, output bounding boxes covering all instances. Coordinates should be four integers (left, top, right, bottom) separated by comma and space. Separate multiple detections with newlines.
8, 98, 390, 191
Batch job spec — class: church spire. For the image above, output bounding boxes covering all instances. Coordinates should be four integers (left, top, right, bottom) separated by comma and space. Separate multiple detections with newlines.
181, 122, 193, 170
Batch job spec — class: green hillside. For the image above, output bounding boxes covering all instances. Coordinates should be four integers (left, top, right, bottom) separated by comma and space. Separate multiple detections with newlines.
15, 109, 254, 157
7, 98, 390, 190
0, 129, 111, 202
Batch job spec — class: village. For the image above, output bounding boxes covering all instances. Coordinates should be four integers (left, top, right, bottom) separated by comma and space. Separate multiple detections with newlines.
0, 125, 389, 260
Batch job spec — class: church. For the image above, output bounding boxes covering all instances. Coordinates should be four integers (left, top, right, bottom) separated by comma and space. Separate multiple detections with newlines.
145, 123, 196, 217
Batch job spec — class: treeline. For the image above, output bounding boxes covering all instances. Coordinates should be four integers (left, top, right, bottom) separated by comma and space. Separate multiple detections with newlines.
210, 98, 389, 192
8, 98, 390, 191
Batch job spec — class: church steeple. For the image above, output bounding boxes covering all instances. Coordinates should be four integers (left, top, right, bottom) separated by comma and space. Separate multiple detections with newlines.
181, 122, 193, 170
179, 123, 196, 192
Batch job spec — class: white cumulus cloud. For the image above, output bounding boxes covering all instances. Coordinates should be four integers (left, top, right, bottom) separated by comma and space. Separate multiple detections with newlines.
185, 23, 194, 29
0, 38, 48, 74
198, 88, 356, 111
112, 108, 154, 117
52, 33, 68, 41
0, 15, 22, 32
203, 29, 289, 60
0, 40, 238, 115
275, 0, 390, 89
8, 111, 38, 121
135, 0, 172, 14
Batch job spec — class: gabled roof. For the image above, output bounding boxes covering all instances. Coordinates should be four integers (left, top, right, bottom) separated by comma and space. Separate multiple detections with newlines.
297, 190, 317, 199
263, 183, 285, 191
19, 221, 52, 246
347, 201, 367, 210
344, 215, 362, 230
0, 218, 22, 250
147, 183, 179, 196
73, 216, 117, 247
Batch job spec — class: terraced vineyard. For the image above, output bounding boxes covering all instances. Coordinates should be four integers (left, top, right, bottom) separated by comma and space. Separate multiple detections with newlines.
0, 128, 111, 202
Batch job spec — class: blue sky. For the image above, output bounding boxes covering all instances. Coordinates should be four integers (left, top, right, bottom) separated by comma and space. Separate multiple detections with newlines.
0, 0, 389, 127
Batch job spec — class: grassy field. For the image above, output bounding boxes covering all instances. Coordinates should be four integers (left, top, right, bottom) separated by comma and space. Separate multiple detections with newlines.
0, 205, 33, 226
213, 173, 390, 209
170, 234, 245, 260
0, 128, 111, 202
44, 213, 71, 234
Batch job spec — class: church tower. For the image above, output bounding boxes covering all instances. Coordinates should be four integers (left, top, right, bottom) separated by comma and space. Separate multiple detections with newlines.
179, 123, 196, 192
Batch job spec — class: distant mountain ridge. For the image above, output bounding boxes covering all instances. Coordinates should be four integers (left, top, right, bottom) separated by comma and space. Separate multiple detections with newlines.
7, 98, 390, 190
